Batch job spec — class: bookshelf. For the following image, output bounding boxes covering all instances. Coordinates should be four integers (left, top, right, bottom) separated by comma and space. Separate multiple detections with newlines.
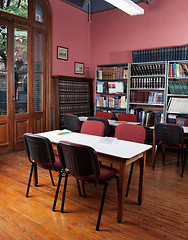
166, 60, 188, 125
52, 75, 93, 129
129, 61, 167, 124
95, 63, 130, 116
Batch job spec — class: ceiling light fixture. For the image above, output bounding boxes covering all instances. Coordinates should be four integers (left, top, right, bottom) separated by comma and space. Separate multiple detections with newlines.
104, 0, 144, 16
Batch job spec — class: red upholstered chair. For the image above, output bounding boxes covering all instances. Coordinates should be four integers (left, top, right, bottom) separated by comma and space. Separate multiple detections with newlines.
95, 111, 113, 120
81, 120, 105, 137
115, 124, 146, 196
184, 118, 188, 127
56, 141, 119, 231
23, 133, 63, 209
152, 123, 187, 177
118, 113, 137, 122
88, 117, 110, 136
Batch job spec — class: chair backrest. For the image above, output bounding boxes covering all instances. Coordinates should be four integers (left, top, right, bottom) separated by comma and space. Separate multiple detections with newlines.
57, 141, 100, 177
23, 133, 56, 170
184, 118, 188, 127
63, 114, 81, 132
155, 123, 184, 145
88, 117, 110, 136
95, 111, 113, 120
81, 120, 105, 137
118, 113, 137, 122
115, 124, 146, 143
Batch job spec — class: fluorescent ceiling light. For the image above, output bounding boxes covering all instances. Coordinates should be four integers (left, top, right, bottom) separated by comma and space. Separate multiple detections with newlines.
105, 0, 144, 16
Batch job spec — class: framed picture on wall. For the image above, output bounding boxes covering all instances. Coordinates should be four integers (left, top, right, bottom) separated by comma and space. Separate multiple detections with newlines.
74, 62, 84, 75
57, 46, 68, 60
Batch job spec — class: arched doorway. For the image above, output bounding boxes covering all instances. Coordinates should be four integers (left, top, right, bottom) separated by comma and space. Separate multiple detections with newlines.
0, 0, 52, 153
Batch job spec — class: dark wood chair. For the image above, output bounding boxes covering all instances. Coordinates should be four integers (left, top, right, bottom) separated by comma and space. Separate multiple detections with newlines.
115, 123, 146, 196
55, 141, 119, 231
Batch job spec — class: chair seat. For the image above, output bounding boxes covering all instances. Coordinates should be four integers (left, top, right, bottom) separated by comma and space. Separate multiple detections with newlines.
159, 142, 188, 149
37, 155, 62, 171
74, 166, 119, 183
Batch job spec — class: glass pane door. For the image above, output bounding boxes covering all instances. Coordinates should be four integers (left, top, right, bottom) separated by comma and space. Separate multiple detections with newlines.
14, 28, 28, 114
0, 24, 7, 116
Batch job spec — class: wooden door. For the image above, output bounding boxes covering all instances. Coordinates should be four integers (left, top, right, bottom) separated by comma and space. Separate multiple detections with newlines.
0, 22, 46, 153
0, 20, 13, 154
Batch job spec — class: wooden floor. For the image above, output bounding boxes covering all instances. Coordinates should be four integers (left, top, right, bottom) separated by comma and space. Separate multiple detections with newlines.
0, 150, 187, 240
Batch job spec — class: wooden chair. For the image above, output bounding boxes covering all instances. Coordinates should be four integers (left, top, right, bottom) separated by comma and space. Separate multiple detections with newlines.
115, 124, 146, 196
56, 141, 119, 231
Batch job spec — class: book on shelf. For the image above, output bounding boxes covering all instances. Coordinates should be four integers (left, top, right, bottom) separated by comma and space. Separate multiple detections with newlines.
132, 45, 188, 63
96, 95, 127, 109
168, 80, 188, 95
167, 97, 188, 113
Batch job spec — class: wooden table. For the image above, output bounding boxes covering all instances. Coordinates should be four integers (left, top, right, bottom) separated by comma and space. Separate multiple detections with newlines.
38, 130, 152, 223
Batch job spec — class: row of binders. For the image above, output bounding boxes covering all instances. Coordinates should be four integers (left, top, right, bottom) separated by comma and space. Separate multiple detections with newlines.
168, 63, 188, 77
132, 46, 188, 63
96, 81, 127, 94
167, 97, 188, 113
131, 64, 165, 76
96, 95, 127, 108
168, 80, 188, 95
130, 91, 164, 104
131, 77, 165, 89
97, 67, 128, 80
167, 114, 188, 126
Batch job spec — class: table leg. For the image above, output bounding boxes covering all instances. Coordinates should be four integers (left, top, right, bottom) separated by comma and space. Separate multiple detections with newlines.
117, 161, 126, 223
138, 152, 146, 205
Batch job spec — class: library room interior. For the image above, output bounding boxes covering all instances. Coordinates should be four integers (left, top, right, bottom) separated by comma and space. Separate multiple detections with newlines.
0, 0, 188, 239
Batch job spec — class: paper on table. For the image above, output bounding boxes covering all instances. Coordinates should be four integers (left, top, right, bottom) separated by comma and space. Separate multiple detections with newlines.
99, 137, 117, 144
57, 129, 72, 135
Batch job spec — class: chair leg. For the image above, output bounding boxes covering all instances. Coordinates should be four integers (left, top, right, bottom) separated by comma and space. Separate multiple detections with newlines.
152, 145, 158, 170
162, 147, 165, 165
49, 170, 55, 186
76, 179, 82, 197
82, 181, 86, 198
125, 162, 134, 197
33, 162, 38, 186
61, 172, 69, 213
96, 181, 109, 231
181, 151, 187, 178
52, 170, 63, 211
26, 162, 34, 197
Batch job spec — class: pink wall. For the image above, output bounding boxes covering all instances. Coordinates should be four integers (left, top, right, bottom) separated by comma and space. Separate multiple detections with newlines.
49, 0, 91, 78
90, 0, 188, 78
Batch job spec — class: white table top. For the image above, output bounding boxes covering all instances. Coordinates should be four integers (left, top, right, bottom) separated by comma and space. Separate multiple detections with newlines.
37, 130, 152, 160
78, 116, 140, 127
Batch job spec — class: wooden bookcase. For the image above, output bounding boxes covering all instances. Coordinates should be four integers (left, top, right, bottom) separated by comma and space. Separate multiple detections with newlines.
51, 75, 93, 129
166, 60, 188, 124
95, 63, 130, 118
129, 61, 167, 125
